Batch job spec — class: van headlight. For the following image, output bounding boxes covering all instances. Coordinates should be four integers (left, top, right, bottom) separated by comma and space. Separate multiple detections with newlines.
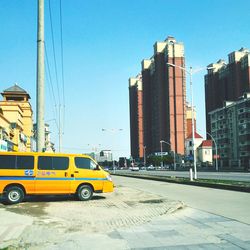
106, 175, 112, 181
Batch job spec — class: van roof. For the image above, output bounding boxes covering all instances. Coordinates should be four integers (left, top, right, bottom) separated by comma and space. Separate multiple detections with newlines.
0, 152, 92, 158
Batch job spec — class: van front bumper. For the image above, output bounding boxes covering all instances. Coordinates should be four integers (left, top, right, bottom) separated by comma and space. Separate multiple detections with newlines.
103, 181, 114, 193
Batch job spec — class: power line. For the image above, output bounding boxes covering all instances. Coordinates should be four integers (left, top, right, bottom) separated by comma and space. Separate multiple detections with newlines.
48, 0, 65, 152
59, 0, 66, 129
45, 42, 59, 130
48, 0, 60, 105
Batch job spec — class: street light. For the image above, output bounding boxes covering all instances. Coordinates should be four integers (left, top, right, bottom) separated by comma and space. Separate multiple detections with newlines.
206, 131, 218, 172
167, 63, 213, 179
160, 140, 176, 170
143, 146, 146, 168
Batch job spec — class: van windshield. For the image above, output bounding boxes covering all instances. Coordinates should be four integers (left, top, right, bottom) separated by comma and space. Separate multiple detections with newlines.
75, 157, 97, 170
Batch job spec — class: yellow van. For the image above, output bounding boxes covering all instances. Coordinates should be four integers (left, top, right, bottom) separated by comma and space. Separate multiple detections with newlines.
0, 152, 114, 204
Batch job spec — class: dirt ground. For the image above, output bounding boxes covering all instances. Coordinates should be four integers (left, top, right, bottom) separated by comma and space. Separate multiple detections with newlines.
0, 184, 183, 249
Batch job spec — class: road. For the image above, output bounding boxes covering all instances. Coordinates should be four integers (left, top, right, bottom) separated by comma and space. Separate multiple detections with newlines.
115, 169, 250, 182
113, 175, 250, 224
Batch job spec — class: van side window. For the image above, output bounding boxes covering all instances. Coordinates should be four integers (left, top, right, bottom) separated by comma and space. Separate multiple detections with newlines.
53, 157, 69, 170
38, 156, 69, 170
75, 157, 91, 169
16, 156, 34, 169
38, 156, 52, 170
0, 155, 34, 169
0, 155, 16, 169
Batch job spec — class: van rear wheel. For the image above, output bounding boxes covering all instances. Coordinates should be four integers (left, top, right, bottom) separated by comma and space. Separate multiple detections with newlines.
77, 185, 93, 201
5, 186, 24, 205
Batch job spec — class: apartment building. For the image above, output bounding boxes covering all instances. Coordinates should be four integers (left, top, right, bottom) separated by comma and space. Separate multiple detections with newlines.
209, 93, 250, 170
0, 84, 33, 152
141, 36, 186, 156
128, 75, 144, 160
205, 48, 250, 136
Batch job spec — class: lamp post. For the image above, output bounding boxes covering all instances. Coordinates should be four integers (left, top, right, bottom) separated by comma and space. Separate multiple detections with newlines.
206, 131, 218, 172
160, 140, 176, 170
167, 63, 213, 179
160, 140, 163, 168
143, 146, 146, 168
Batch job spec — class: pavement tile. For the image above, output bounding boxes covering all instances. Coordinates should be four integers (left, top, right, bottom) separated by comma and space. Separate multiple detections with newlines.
232, 231, 250, 241
156, 235, 211, 247
180, 216, 212, 229
108, 230, 123, 240
149, 229, 180, 238
218, 220, 250, 231
132, 247, 188, 250
218, 234, 250, 249
118, 231, 163, 249
205, 222, 234, 232
198, 217, 232, 223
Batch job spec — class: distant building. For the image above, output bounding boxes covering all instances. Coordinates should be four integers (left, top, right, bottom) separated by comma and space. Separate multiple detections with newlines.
186, 102, 196, 138
33, 123, 55, 152
0, 108, 10, 151
185, 132, 203, 161
95, 150, 113, 163
205, 48, 250, 136
118, 157, 127, 168
0, 84, 33, 151
209, 93, 250, 170
129, 75, 144, 160
197, 140, 213, 164
44, 123, 55, 152
129, 36, 186, 159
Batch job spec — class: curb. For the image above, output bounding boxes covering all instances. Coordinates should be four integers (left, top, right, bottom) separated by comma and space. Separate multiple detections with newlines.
112, 173, 250, 193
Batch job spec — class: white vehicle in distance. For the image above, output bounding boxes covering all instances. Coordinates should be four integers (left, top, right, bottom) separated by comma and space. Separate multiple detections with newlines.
147, 164, 155, 170
130, 166, 139, 171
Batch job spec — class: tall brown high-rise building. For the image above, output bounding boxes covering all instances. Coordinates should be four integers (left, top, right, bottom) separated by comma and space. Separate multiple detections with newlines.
129, 75, 144, 159
129, 36, 186, 159
205, 48, 250, 136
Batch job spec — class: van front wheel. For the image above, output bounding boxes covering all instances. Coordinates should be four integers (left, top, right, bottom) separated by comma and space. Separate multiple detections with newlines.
77, 185, 93, 201
5, 186, 25, 205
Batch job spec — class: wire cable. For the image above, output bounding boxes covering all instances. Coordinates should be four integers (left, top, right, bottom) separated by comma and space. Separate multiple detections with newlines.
45, 43, 59, 131
48, 0, 61, 106
59, 0, 66, 136
45, 49, 59, 129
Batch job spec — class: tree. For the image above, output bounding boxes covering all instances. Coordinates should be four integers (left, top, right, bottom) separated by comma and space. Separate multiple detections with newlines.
147, 155, 173, 166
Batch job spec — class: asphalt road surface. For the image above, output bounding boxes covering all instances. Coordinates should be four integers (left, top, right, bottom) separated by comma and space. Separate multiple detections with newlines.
113, 175, 250, 224
115, 169, 250, 182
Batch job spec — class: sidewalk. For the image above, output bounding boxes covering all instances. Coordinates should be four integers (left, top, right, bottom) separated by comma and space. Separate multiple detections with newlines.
1, 187, 250, 249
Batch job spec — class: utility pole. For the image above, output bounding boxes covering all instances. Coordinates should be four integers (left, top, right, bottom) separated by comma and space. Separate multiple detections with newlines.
36, 0, 45, 152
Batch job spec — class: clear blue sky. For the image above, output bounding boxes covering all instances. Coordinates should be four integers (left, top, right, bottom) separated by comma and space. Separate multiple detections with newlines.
1, 0, 250, 159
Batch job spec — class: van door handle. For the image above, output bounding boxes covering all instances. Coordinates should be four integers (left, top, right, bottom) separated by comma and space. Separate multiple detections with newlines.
74, 171, 79, 173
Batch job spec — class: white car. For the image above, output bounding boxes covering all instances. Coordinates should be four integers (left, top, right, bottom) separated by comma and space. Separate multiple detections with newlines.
147, 165, 155, 170
130, 166, 139, 171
